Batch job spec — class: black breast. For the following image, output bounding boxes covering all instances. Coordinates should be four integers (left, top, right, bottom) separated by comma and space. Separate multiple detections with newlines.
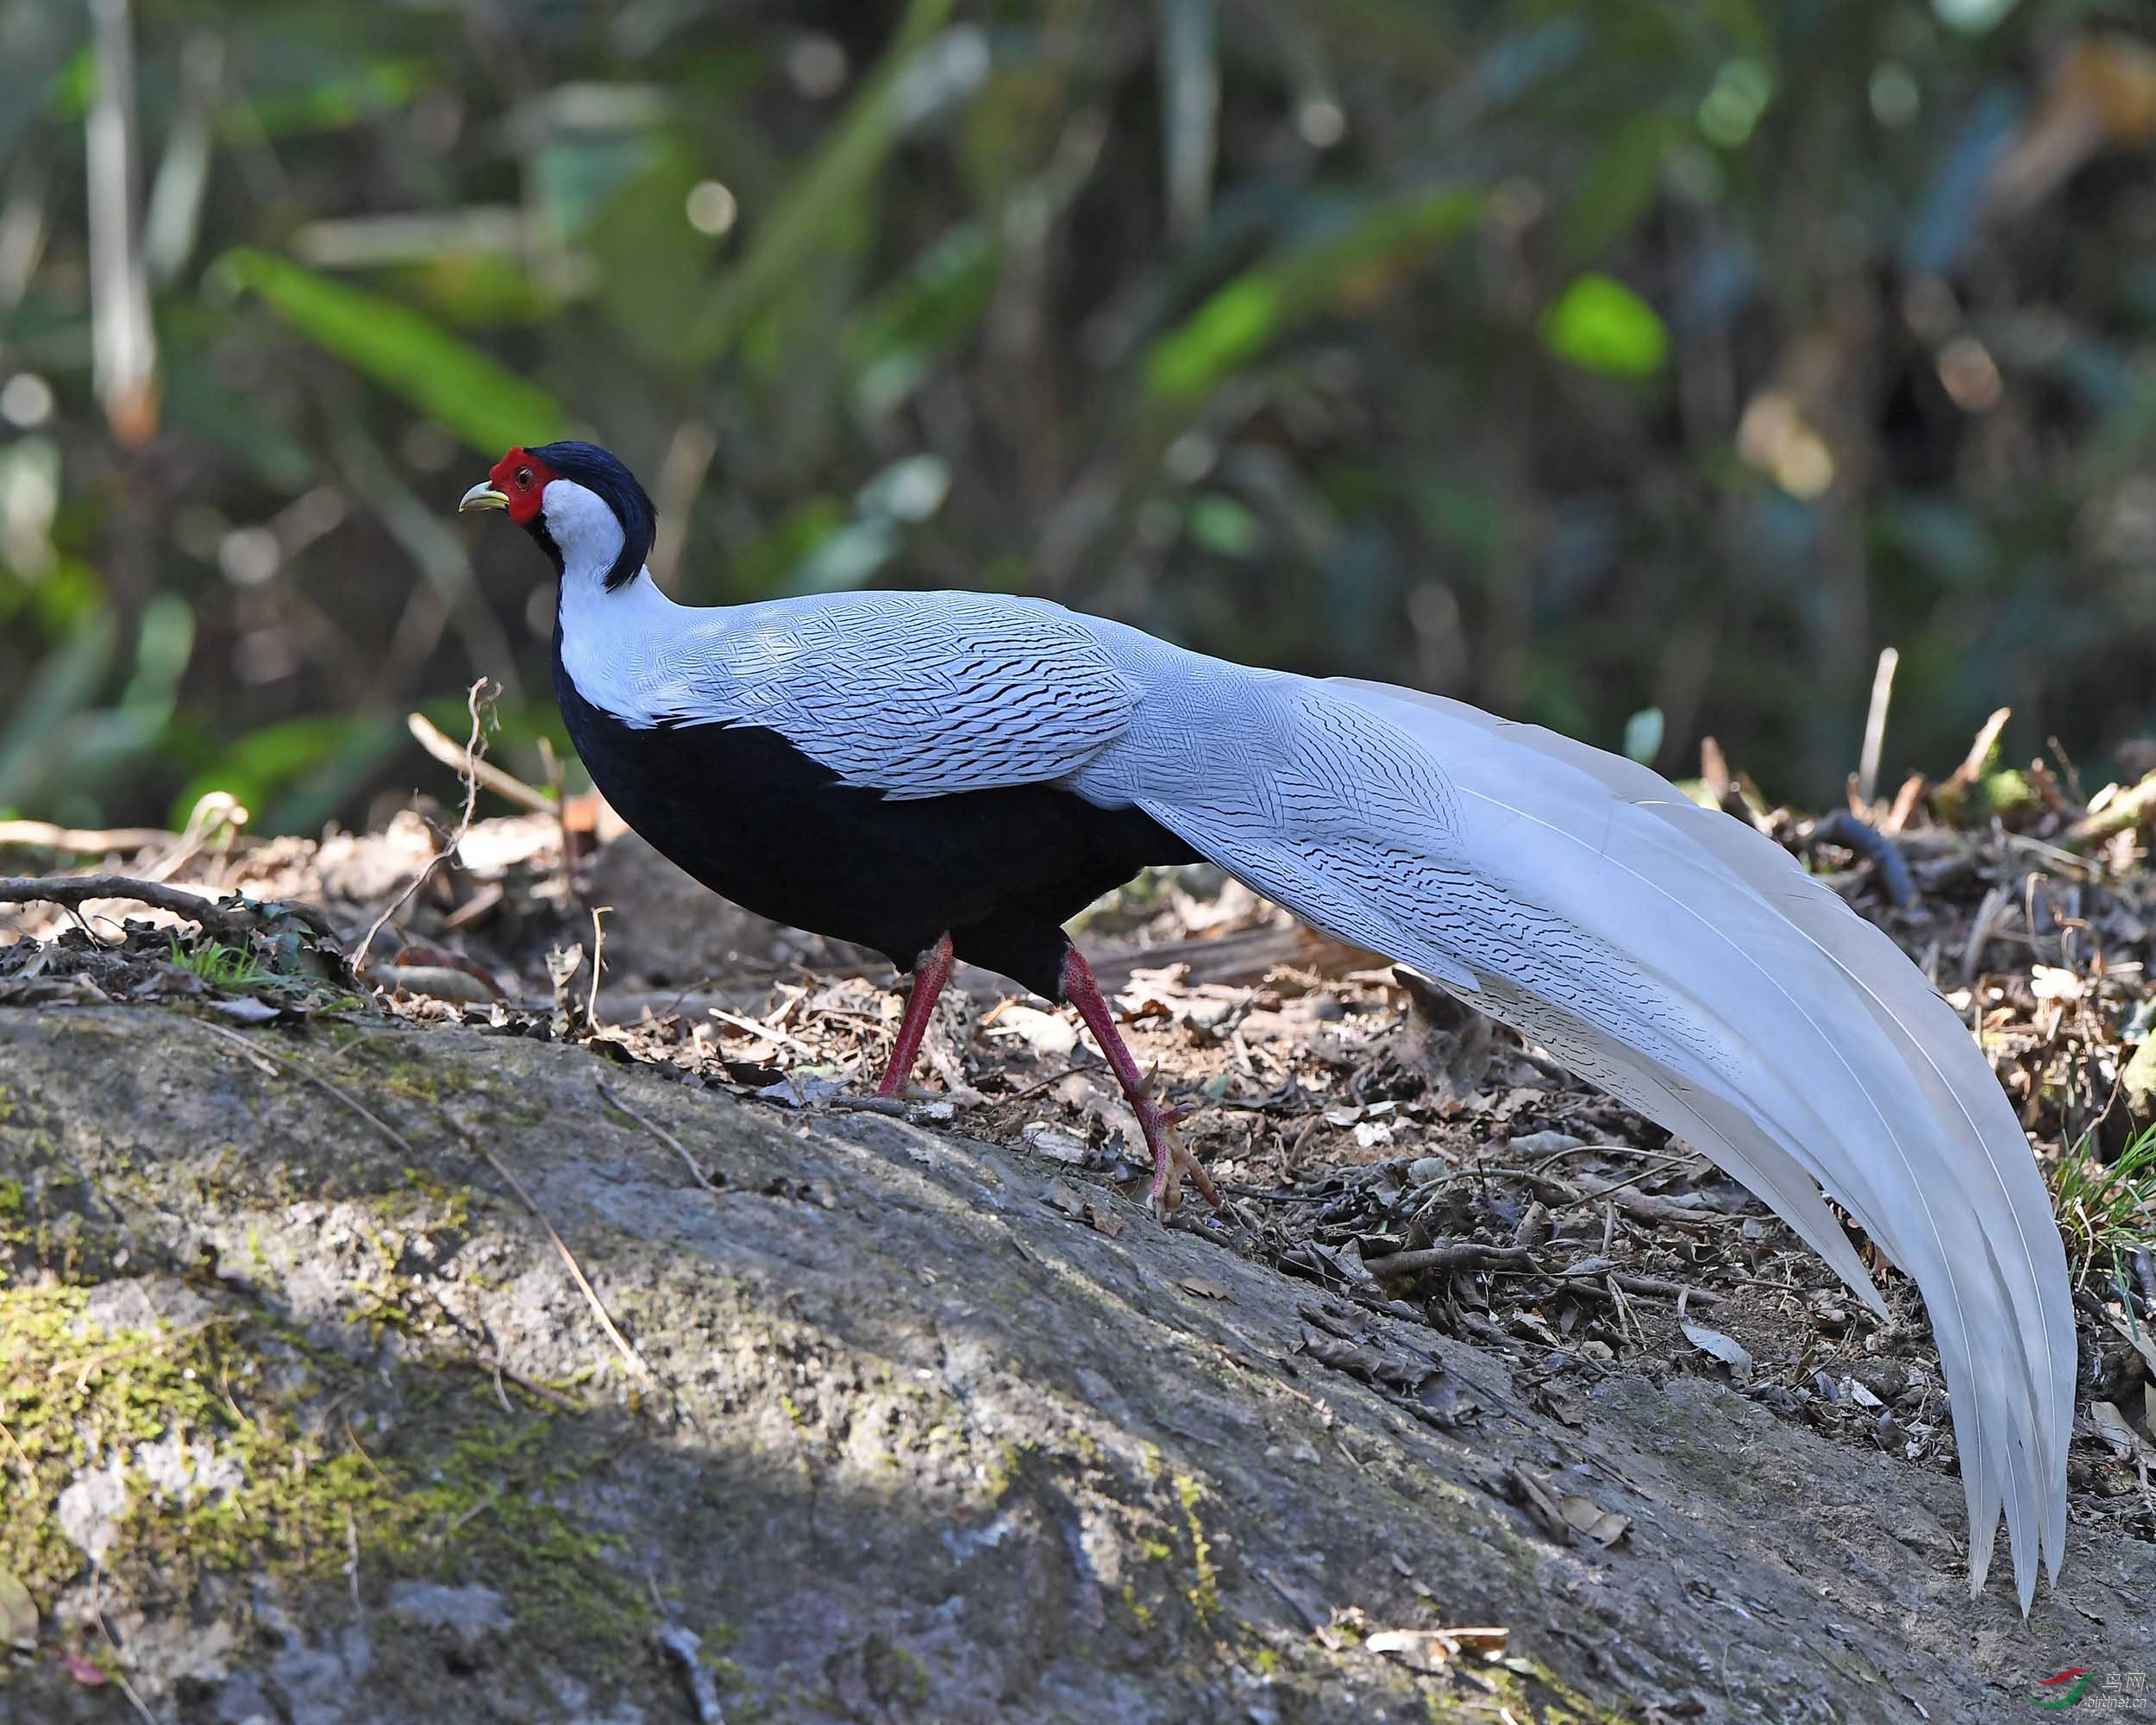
552, 637, 1195, 998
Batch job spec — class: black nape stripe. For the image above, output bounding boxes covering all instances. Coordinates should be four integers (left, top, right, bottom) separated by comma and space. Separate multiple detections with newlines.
528, 440, 656, 590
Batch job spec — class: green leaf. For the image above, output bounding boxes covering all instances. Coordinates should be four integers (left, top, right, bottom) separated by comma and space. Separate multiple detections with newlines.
215, 248, 572, 455
1148, 277, 1284, 403
1187, 493, 1263, 558
1145, 186, 1482, 404
172, 712, 406, 836
1539, 272, 1669, 378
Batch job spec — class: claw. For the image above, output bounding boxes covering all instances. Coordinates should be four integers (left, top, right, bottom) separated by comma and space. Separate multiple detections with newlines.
1134, 1077, 1219, 1218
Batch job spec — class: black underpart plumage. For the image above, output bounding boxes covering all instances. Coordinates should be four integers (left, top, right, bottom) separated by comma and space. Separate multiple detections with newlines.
553, 626, 1197, 1000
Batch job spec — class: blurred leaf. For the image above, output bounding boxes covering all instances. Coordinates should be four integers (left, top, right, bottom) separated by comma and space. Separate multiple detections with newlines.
0, 610, 116, 807
233, 60, 425, 138
858, 453, 950, 524
216, 248, 572, 455
734, 497, 848, 598
1146, 185, 1482, 403
1877, 499, 1995, 587
1188, 493, 1263, 558
1564, 113, 1672, 263
1934, 0, 2021, 36
686, 0, 956, 361
172, 712, 404, 834
70, 595, 196, 787
786, 518, 899, 595
1903, 84, 2021, 276
846, 224, 997, 415
393, 254, 559, 329
1621, 706, 1664, 765
0, 0, 86, 161
1539, 273, 1669, 378
586, 147, 724, 367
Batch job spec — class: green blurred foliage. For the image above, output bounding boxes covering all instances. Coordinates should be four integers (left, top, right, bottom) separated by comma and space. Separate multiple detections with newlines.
3, 0, 2156, 832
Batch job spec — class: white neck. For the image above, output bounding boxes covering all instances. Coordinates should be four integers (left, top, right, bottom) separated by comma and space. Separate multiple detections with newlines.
543, 476, 695, 725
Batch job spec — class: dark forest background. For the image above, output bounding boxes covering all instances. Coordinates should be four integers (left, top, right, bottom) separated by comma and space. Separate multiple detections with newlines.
3, 0, 2156, 833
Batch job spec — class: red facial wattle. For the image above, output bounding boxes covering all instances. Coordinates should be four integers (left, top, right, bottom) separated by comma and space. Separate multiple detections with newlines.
490, 447, 559, 524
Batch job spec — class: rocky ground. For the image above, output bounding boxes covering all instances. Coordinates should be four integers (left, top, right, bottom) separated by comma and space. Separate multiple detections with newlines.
2, 737, 2155, 1722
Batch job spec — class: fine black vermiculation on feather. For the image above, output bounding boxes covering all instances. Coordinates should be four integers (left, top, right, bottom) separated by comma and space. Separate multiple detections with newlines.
553, 618, 1196, 997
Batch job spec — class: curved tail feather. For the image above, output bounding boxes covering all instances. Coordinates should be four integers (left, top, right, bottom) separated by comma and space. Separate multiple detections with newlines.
1112, 666, 2071, 1609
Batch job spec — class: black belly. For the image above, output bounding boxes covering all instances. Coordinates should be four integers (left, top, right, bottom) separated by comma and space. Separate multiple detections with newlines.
554, 649, 1196, 998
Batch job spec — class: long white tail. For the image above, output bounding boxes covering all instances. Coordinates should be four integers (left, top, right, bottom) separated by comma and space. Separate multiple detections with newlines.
1119, 667, 2071, 1609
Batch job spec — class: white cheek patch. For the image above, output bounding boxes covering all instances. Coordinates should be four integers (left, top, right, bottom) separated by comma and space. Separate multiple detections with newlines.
538, 479, 624, 574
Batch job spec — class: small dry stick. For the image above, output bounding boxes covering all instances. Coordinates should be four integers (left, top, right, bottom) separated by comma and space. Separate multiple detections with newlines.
185, 1017, 423, 1160
586, 904, 611, 1032
354, 678, 498, 971
0, 820, 177, 854
442, 1110, 655, 1384
0, 1412, 37, 1477
595, 1076, 720, 1193
408, 709, 555, 814
1362, 1240, 1542, 1279
91, 1596, 165, 1725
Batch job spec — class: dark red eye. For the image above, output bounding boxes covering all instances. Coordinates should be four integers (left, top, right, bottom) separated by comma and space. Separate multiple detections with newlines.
516, 467, 534, 489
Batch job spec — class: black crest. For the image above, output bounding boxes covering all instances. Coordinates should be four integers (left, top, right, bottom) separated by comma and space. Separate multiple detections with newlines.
529, 441, 657, 591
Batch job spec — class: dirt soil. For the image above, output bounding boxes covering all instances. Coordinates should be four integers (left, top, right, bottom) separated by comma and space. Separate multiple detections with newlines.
3, 765, 2156, 1722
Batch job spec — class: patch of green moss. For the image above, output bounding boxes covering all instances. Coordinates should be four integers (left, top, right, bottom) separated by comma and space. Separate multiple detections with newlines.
0, 1283, 649, 1672
860, 1633, 931, 1709
1170, 1473, 1219, 1623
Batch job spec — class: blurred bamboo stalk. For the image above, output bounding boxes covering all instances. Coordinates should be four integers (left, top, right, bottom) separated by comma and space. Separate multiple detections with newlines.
1159, 0, 1219, 242
86, 0, 158, 444
142, 34, 222, 287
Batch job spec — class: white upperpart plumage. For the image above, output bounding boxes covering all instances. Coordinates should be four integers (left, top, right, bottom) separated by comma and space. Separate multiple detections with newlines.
542, 473, 2072, 1609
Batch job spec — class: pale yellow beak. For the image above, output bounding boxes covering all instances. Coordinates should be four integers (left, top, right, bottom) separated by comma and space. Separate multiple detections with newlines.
459, 481, 510, 512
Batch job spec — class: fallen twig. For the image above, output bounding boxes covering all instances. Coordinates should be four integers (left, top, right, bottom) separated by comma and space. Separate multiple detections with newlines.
1360, 1237, 1723, 1308
0, 820, 179, 855
355, 679, 496, 971
1362, 1239, 1541, 1279
586, 904, 610, 1032
1610, 1272, 1720, 1305
185, 1018, 423, 1159
2066, 768, 2156, 850
0, 873, 335, 944
595, 1075, 721, 1193
442, 1109, 655, 1385
408, 709, 555, 814
823, 1094, 911, 1118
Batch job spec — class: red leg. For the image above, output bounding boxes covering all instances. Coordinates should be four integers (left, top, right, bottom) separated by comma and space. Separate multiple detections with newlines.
876, 933, 955, 1098
1059, 947, 1220, 1216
